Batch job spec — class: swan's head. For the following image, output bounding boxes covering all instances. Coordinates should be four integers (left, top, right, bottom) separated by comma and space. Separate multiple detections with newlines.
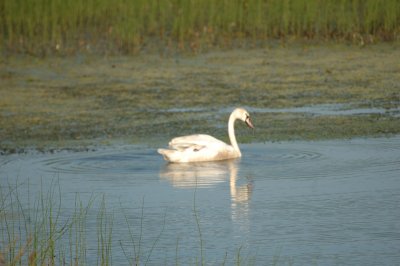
233, 108, 254, 129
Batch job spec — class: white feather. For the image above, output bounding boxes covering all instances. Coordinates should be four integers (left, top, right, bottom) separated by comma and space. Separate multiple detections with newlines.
158, 108, 253, 163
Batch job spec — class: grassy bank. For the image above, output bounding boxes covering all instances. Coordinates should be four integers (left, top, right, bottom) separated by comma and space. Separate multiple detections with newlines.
1, 0, 400, 55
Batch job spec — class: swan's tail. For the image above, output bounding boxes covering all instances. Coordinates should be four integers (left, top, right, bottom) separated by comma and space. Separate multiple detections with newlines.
158, 148, 176, 162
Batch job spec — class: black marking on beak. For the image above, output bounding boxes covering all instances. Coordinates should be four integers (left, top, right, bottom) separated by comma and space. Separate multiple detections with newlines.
245, 116, 254, 129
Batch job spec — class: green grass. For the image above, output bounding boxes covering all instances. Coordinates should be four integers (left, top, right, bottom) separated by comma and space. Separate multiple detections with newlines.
1, 0, 400, 55
0, 180, 98, 265
0, 180, 256, 265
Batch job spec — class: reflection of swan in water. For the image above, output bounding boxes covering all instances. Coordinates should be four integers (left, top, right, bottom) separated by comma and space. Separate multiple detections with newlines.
229, 164, 253, 205
160, 159, 253, 228
159, 160, 237, 188
228, 163, 253, 234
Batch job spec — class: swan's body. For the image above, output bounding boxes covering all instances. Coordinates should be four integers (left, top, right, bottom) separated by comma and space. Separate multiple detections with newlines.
158, 108, 254, 163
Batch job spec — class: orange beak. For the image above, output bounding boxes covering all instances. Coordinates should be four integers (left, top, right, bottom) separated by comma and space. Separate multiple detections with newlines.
245, 117, 254, 129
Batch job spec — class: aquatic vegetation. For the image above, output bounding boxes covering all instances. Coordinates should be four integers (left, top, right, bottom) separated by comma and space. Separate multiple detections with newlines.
1, 0, 400, 55
1, 46, 399, 153
0, 181, 256, 265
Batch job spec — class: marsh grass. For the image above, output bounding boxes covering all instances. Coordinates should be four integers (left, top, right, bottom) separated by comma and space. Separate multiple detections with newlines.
1, 0, 399, 55
0, 179, 255, 265
119, 197, 167, 266
0, 179, 117, 265
0, 179, 97, 265
193, 181, 204, 265
97, 195, 113, 266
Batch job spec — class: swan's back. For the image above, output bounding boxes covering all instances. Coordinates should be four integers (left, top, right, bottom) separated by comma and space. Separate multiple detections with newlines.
169, 134, 226, 149
158, 134, 237, 163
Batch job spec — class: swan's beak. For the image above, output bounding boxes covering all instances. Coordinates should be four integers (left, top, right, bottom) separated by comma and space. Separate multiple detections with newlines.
245, 117, 254, 129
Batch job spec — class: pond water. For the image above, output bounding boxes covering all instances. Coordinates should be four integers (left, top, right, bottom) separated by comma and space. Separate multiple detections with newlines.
1, 137, 400, 265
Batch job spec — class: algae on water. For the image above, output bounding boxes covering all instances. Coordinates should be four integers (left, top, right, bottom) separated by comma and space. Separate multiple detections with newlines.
1, 46, 400, 153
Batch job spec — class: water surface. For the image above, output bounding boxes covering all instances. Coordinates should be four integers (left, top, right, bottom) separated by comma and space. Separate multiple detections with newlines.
1, 137, 399, 265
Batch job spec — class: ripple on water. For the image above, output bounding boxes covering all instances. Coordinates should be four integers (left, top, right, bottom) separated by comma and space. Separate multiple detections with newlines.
37, 147, 158, 175
243, 137, 400, 179
274, 149, 323, 161
246, 146, 324, 165
1, 137, 399, 265
0, 157, 14, 168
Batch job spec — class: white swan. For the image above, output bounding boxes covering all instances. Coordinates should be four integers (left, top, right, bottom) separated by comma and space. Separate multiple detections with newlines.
158, 108, 254, 163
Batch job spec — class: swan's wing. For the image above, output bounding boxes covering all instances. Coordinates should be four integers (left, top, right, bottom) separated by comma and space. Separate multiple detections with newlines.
159, 134, 236, 163
168, 143, 206, 152
170, 134, 225, 146
169, 134, 226, 150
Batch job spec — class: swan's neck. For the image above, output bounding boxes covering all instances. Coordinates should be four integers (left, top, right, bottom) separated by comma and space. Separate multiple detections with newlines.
228, 113, 241, 157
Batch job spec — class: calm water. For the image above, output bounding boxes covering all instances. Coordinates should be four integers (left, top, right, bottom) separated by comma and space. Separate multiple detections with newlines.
1, 137, 400, 265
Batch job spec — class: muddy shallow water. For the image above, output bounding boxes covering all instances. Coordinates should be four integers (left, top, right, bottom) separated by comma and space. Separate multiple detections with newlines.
1, 136, 399, 265
1, 45, 400, 152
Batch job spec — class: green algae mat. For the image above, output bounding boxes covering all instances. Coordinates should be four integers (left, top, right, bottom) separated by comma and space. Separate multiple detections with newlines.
1, 45, 400, 153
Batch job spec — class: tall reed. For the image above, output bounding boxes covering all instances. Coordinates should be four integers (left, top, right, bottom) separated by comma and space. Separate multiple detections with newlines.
1, 0, 399, 55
